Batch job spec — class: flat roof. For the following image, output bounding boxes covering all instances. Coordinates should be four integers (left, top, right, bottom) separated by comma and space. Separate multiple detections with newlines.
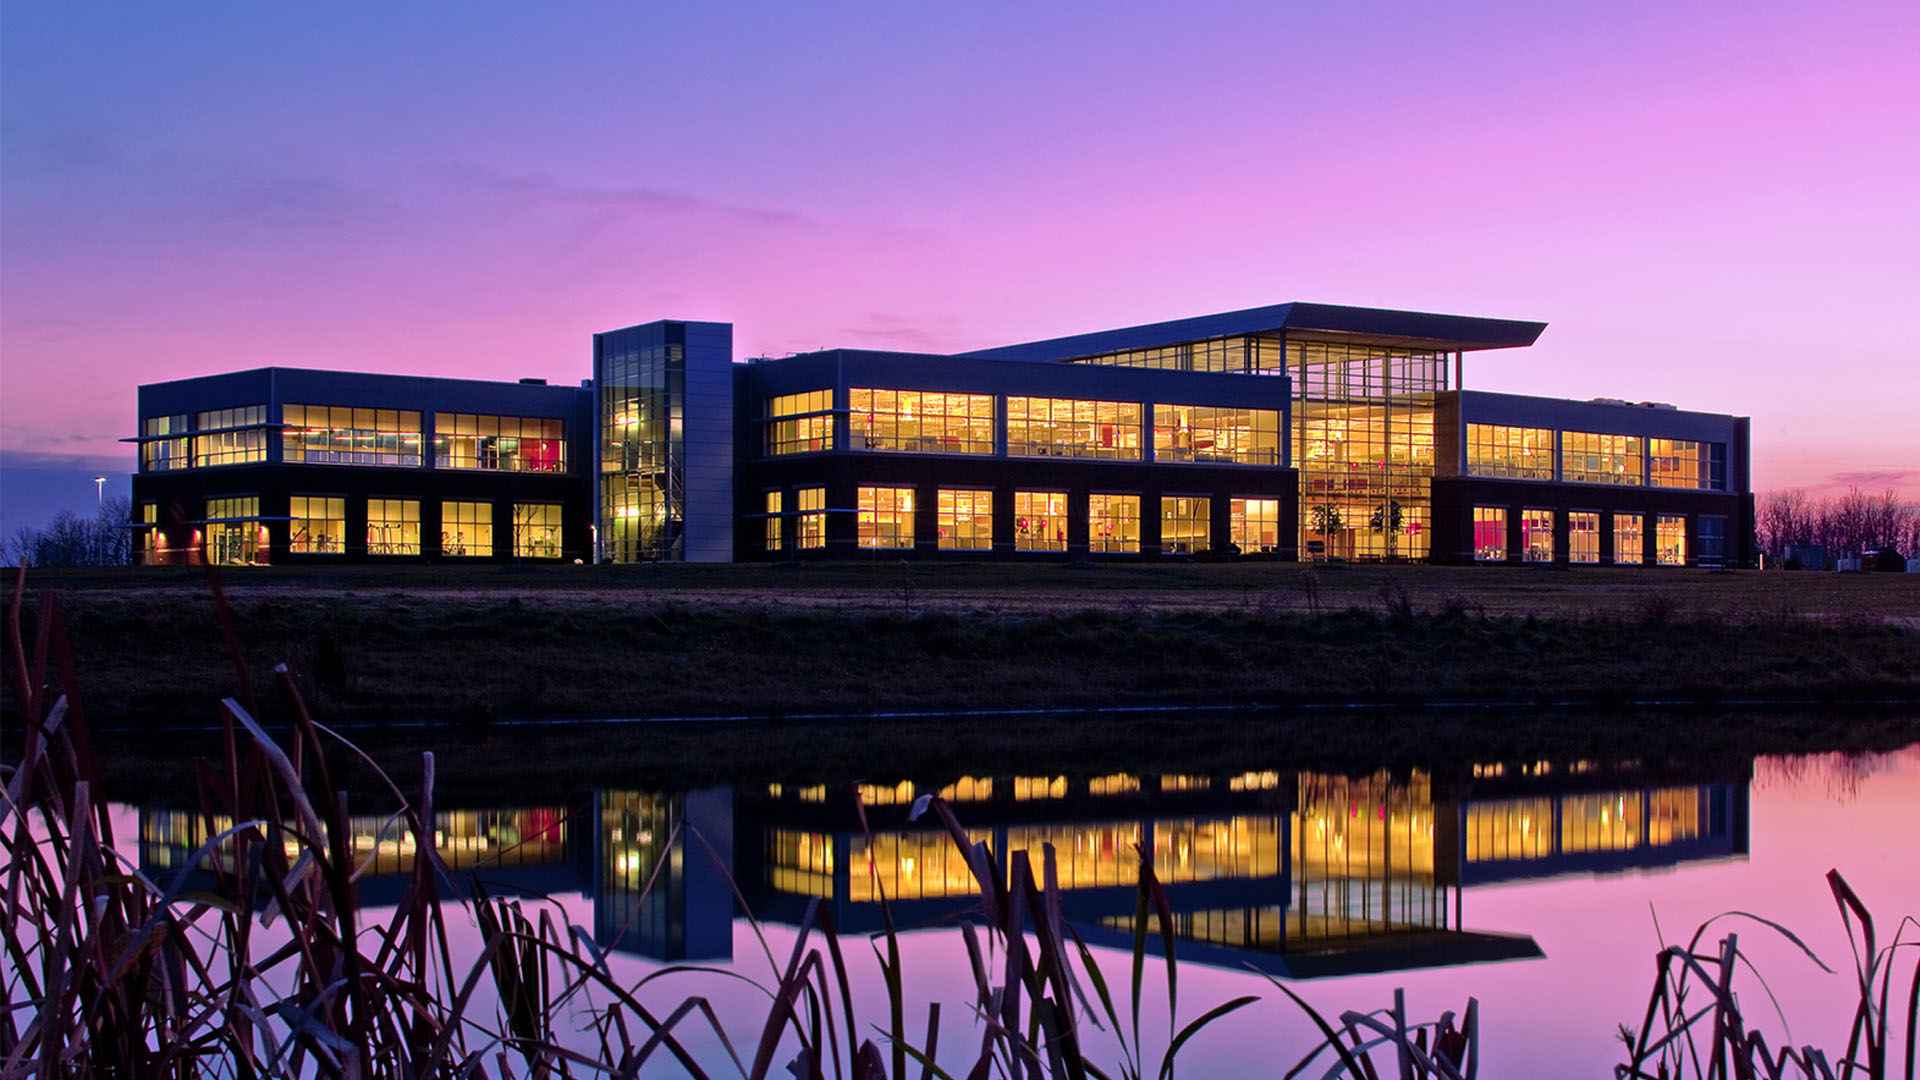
961, 302, 1546, 362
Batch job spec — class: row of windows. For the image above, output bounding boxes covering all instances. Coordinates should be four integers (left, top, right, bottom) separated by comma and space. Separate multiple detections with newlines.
772, 389, 1283, 466
767, 488, 1285, 554
185, 497, 562, 563
144, 406, 569, 472
1471, 507, 1725, 565
1467, 425, 1726, 490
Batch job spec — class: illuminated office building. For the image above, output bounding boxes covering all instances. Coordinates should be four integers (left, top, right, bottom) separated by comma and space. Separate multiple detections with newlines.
131, 303, 1753, 566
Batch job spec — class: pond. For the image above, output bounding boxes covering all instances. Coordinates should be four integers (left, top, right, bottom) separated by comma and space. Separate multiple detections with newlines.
115, 724, 1920, 1074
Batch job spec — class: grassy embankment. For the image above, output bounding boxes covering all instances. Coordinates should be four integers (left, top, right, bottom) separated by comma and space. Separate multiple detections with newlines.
8, 561, 1918, 800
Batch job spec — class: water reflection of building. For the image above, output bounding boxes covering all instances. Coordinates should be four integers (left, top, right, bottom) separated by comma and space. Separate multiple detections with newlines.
592, 789, 734, 962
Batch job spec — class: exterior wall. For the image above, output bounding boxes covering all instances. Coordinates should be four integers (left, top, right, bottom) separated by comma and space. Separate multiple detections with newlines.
132, 368, 594, 564
734, 349, 1297, 560
680, 322, 735, 563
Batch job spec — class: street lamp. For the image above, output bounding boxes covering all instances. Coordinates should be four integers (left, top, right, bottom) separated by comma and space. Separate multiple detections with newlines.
92, 476, 107, 507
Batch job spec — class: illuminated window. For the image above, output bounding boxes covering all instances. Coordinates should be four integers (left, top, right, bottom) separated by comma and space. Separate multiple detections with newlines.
283, 405, 423, 466
1088, 494, 1140, 553
1521, 509, 1554, 562
1014, 776, 1067, 800
766, 830, 836, 898
1473, 507, 1508, 562
850, 389, 993, 454
1561, 432, 1642, 486
434, 414, 566, 472
765, 491, 783, 552
857, 486, 915, 549
937, 489, 992, 551
938, 777, 993, 801
1648, 788, 1703, 846
1569, 511, 1600, 564
1159, 775, 1211, 792
366, 499, 421, 555
1613, 513, 1644, 565
1161, 496, 1210, 554
512, 503, 563, 559
142, 415, 190, 472
139, 502, 160, 565
1014, 491, 1068, 551
1656, 514, 1686, 566
796, 488, 827, 549
1088, 773, 1140, 796
205, 496, 265, 566
1465, 424, 1554, 480
1230, 498, 1281, 554
767, 390, 835, 455
1648, 439, 1706, 490
857, 781, 916, 806
193, 406, 267, 467
1697, 515, 1726, 565
1007, 397, 1141, 459
290, 496, 346, 555
1153, 405, 1282, 465
1562, 792, 1641, 853
441, 501, 493, 557
1465, 798, 1554, 863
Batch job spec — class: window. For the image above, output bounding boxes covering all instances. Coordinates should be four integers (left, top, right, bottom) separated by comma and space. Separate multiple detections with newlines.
1569, 512, 1600, 564
767, 390, 835, 455
205, 496, 265, 566
1465, 424, 1554, 480
1648, 439, 1708, 490
1007, 398, 1141, 459
442, 501, 493, 557
1088, 494, 1141, 553
1521, 509, 1554, 562
1697, 514, 1727, 565
193, 406, 267, 467
1657, 514, 1687, 566
290, 496, 346, 554
765, 491, 783, 552
937, 489, 992, 550
1613, 513, 1644, 565
1230, 498, 1281, 554
283, 405, 423, 466
1708, 443, 1728, 492
796, 488, 827, 549
139, 502, 160, 565
143, 415, 189, 472
850, 389, 993, 454
1560, 432, 1642, 486
857, 486, 914, 549
1153, 405, 1281, 465
1014, 491, 1069, 551
1161, 496, 1210, 554
1473, 507, 1508, 562
366, 498, 421, 555
513, 503, 564, 558
434, 414, 566, 472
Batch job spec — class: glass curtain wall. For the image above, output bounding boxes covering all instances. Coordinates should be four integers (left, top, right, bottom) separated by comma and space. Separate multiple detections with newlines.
1285, 340, 1444, 561
600, 330, 684, 561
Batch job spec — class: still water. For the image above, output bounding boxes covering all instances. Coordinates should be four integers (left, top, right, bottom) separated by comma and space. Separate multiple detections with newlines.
124, 734, 1920, 1075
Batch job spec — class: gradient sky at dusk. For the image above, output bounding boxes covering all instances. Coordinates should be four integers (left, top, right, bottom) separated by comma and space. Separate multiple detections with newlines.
4, 1, 1916, 530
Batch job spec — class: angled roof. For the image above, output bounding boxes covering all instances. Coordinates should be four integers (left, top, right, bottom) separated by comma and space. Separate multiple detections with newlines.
960, 302, 1546, 363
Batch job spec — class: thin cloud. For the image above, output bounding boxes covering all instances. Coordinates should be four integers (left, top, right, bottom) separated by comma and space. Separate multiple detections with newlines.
837, 313, 965, 353
430, 163, 821, 229
1826, 470, 1916, 490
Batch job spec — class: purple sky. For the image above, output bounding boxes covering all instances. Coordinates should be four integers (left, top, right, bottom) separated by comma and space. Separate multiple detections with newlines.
4, 2, 1916, 531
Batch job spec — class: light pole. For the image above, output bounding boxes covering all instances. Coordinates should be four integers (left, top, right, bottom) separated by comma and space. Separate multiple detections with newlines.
92, 476, 107, 508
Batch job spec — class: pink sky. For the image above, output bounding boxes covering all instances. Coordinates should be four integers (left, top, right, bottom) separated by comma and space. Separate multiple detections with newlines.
4, 2, 1916, 527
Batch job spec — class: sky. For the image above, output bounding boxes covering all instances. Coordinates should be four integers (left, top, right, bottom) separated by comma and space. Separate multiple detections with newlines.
4, 1, 1917, 532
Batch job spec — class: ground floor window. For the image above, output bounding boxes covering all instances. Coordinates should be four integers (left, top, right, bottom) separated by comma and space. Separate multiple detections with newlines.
765, 491, 783, 552
1089, 493, 1141, 553
937, 488, 992, 550
290, 496, 346, 555
206, 496, 266, 565
1473, 507, 1507, 562
858, 486, 915, 549
1521, 509, 1554, 562
442, 501, 493, 557
1657, 514, 1687, 565
367, 498, 421, 555
1161, 495, 1210, 554
513, 502, 563, 558
1697, 514, 1726, 565
1569, 511, 1600, 564
140, 502, 161, 565
1613, 513, 1643, 565
1014, 491, 1068, 551
797, 488, 827, 550
1230, 498, 1281, 554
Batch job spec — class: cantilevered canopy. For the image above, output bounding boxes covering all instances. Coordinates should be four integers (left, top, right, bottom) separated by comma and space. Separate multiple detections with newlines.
961, 302, 1546, 363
